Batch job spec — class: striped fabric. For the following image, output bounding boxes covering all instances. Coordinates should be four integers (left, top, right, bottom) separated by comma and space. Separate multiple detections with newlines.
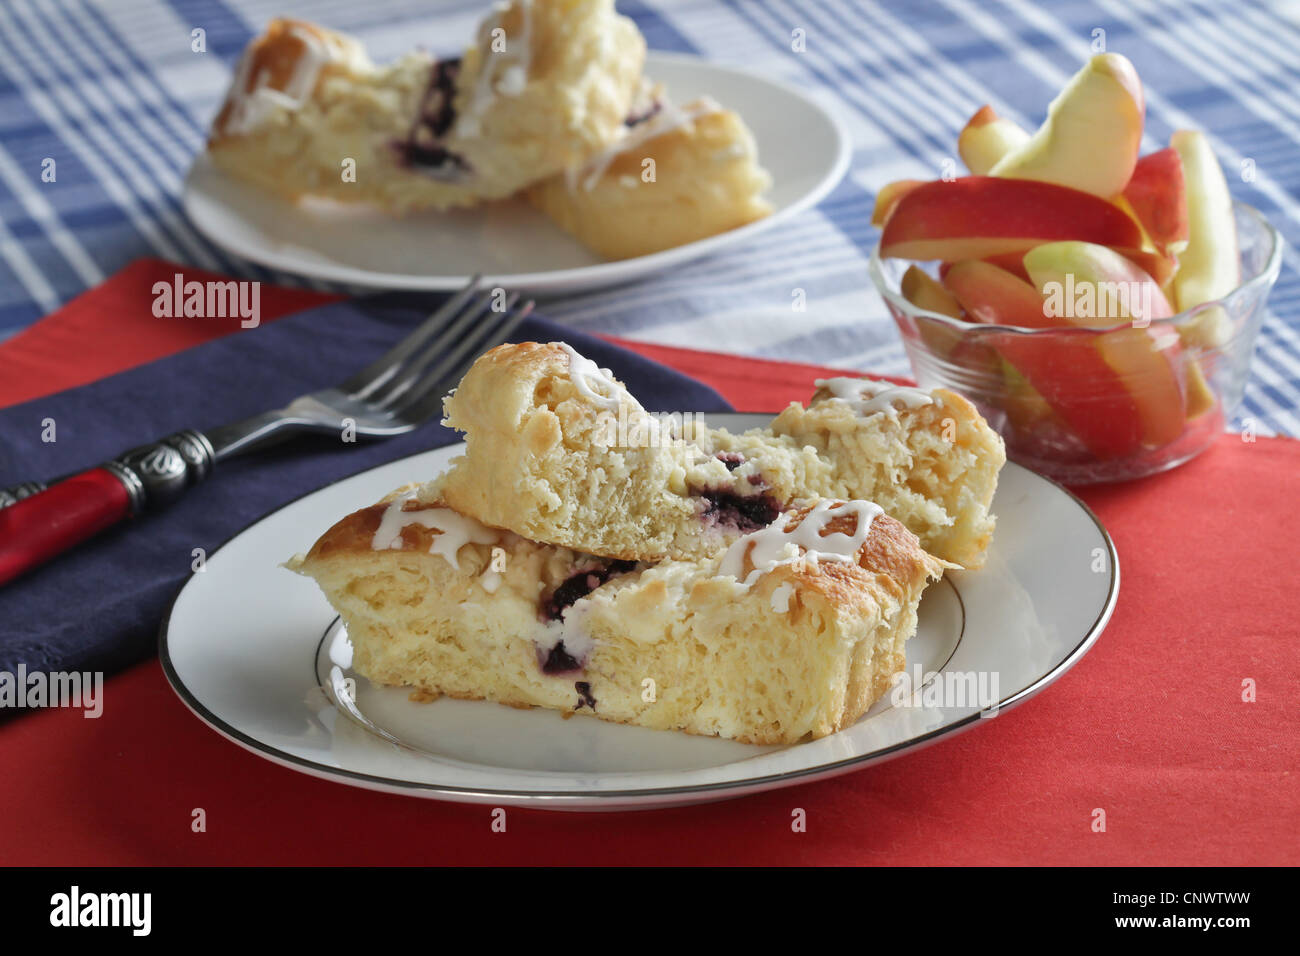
0, 0, 1297, 435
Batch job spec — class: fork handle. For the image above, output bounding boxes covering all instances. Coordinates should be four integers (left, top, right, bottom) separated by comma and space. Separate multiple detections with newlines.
0, 430, 214, 586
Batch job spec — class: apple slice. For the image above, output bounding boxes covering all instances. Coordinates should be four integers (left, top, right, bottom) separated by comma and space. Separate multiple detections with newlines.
1184, 356, 1218, 420
901, 265, 963, 319
1170, 130, 1239, 349
943, 259, 1146, 457
958, 105, 1031, 175
999, 357, 1057, 431
1171, 132, 1238, 352
1109, 246, 1177, 286
1023, 241, 1186, 447
978, 251, 1032, 282
1122, 148, 1190, 255
879, 177, 1142, 261
1171, 130, 1238, 309
942, 253, 1042, 284
901, 264, 966, 358
871, 179, 924, 227
965, 248, 1177, 289
1024, 240, 1176, 325
990, 54, 1144, 199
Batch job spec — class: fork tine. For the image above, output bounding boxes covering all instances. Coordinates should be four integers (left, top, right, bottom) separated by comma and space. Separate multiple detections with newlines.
365, 286, 504, 408
339, 275, 482, 398
389, 297, 534, 420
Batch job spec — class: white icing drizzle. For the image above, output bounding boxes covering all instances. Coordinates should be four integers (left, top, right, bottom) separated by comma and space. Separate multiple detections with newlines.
457, 0, 534, 138
567, 96, 723, 191
370, 496, 497, 570
559, 343, 641, 412
770, 582, 794, 614
719, 499, 883, 588
222, 25, 349, 136
533, 607, 596, 665
815, 377, 933, 418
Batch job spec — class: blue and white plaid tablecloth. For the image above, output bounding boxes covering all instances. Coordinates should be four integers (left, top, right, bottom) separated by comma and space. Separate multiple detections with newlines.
1, 0, 1297, 435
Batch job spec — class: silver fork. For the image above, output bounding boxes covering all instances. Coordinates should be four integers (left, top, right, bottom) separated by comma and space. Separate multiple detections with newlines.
0, 278, 532, 585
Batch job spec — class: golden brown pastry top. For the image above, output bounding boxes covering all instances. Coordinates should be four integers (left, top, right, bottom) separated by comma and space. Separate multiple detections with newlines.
728, 503, 944, 608
305, 499, 442, 561
210, 19, 366, 142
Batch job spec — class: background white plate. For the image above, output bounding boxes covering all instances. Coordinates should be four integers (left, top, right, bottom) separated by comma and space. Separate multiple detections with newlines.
161, 414, 1119, 810
182, 52, 850, 294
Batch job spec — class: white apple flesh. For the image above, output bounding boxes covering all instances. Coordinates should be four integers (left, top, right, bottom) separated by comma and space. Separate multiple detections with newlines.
990, 54, 1144, 199
1170, 130, 1240, 311
1170, 131, 1240, 349
958, 105, 1031, 175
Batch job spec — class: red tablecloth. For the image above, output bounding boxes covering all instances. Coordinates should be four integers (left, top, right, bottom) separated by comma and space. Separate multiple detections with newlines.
1, 260, 1296, 866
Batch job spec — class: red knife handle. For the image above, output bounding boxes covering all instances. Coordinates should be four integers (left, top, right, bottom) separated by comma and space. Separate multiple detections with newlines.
0, 429, 215, 586
0, 466, 136, 586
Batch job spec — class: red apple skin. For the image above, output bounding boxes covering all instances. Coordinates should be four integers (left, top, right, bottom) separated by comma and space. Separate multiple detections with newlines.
1093, 324, 1186, 446
879, 177, 1143, 262
1122, 148, 1190, 253
979, 252, 1033, 282
942, 260, 1146, 458
1023, 241, 1187, 447
871, 179, 925, 227
941, 253, 1032, 283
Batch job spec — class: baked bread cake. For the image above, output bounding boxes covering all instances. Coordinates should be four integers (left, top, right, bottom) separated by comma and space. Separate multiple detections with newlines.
434, 340, 756, 561
527, 89, 773, 259
207, 1, 645, 212
288, 489, 946, 744
435, 342, 1005, 567
763, 378, 1004, 568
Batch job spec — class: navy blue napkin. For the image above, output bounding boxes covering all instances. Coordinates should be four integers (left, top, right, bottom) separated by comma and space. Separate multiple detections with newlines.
0, 293, 732, 683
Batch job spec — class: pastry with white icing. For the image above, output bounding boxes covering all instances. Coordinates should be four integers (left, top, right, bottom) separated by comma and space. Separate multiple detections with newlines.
206, 1, 646, 212
434, 341, 749, 561
527, 88, 773, 259
764, 377, 1006, 568
287, 488, 944, 744
286, 341, 1002, 743
434, 343, 1005, 567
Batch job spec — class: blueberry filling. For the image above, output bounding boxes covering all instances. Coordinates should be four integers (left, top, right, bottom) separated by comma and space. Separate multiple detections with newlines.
542, 560, 637, 622
575, 681, 597, 711
695, 486, 781, 532
716, 452, 745, 471
541, 641, 583, 675
624, 99, 663, 128
396, 58, 471, 178
403, 141, 469, 176
422, 57, 461, 138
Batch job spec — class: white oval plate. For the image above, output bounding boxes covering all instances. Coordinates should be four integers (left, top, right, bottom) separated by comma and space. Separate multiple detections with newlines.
182, 52, 850, 294
161, 414, 1118, 810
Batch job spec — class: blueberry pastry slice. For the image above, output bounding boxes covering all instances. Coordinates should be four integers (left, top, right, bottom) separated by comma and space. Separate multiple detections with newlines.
433, 342, 1005, 566
288, 491, 946, 745
527, 87, 774, 259
207, 0, 646, 212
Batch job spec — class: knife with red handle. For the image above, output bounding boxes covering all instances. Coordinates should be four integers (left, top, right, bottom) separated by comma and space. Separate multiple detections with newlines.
0, 430, 214, 586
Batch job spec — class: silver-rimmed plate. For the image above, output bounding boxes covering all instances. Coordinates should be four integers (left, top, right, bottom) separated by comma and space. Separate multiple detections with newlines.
160, 413, 1118, 810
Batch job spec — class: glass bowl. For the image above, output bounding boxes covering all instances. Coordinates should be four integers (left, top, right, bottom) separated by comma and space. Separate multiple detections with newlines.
869, 202, 1283, 484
